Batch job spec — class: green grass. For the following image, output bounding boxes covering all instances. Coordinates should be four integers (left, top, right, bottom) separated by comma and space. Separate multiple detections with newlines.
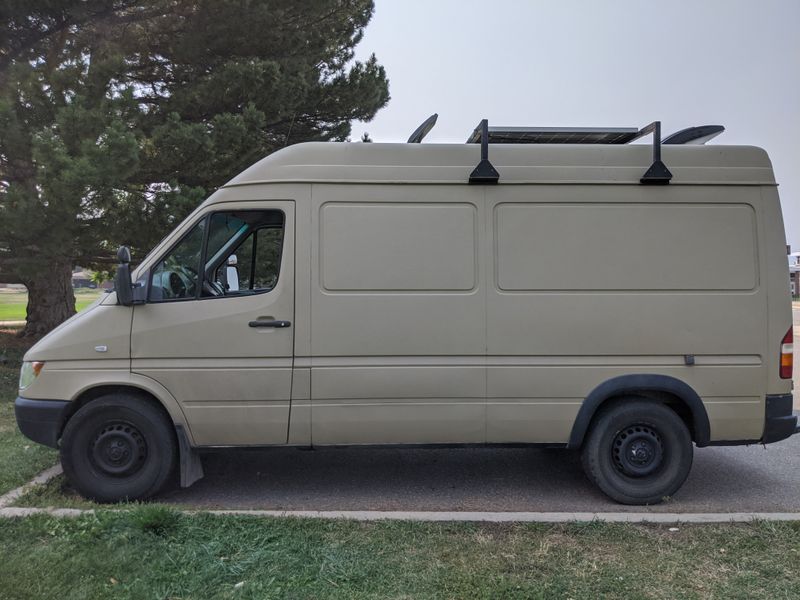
0, 289, 103, 321
0, 512, 797, 599
0, 327, 58, 495
13, 475, 104, 509
14, 474, 186, 510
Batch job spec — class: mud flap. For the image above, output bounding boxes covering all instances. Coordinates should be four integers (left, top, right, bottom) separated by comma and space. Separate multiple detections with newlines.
176, 424, 204, 488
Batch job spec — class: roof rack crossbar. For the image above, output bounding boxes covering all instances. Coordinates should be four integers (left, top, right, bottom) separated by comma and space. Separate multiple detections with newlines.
468, 119, 500, 184
638, 121, 672, 185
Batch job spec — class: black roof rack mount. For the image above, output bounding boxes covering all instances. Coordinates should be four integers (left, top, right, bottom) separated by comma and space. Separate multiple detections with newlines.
468, 119, 500, 184
467, 119, 683, 185
637, 121, 672, 185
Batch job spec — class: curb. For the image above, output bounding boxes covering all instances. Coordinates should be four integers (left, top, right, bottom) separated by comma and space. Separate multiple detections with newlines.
1, 506, 800, 523
197, 510, 800, 523
0, 464, 62, 509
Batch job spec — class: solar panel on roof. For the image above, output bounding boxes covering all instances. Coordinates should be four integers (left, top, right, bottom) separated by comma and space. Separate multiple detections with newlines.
466, 126, 643, 145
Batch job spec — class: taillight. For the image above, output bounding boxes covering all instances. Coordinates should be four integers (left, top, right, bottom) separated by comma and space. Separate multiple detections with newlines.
780, 327, 793, 379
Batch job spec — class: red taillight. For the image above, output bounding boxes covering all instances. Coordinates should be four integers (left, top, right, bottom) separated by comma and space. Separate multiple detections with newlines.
780, 326, 793, 379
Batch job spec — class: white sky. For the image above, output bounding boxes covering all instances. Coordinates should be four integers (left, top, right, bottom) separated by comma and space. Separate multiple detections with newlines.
353, 0, 800, 248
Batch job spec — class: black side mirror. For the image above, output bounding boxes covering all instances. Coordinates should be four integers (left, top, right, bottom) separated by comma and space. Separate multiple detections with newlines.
117, 246, 131, 264
114, 245, 134, 306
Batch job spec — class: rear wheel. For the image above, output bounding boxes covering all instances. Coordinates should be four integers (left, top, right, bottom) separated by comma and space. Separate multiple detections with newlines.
581, 399, 693, 505
60, 394, 177, 502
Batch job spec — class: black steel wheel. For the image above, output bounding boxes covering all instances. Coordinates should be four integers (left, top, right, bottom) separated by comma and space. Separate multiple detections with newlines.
611, 423, 664, 478
88, 421, 149, 477
60, 394, 177, 503
581, 399, 693, 505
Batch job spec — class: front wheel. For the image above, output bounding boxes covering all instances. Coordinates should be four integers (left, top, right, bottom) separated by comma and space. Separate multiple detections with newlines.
60, 394, 177, 502
581, 399, 693, 505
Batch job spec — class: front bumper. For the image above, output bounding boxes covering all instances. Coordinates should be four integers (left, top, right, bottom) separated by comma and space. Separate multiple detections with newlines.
762, 394, 799, 444
14, 397, 71, 448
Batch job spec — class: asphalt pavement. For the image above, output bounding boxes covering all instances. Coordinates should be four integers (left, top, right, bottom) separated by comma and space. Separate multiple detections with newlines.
159, 433, 799, 513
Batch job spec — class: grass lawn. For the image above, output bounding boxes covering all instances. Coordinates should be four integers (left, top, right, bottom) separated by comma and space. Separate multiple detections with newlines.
0, 512, 798, 599
0, 289, 103, 321
0, 327, 58, 495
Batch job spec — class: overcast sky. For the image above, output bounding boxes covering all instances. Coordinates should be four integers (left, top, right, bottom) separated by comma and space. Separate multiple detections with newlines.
353, 0, 800, 248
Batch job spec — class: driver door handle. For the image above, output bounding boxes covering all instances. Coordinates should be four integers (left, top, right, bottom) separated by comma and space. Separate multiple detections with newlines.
248, 319, 292, 328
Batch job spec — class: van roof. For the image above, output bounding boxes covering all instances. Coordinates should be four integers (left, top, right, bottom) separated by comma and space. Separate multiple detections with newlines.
222, 141, 775, 188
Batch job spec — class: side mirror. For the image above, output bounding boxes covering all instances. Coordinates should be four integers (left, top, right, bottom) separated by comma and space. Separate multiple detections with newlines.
226, 254, 240, 292
114, 245, 134, 306
117, 246, 131, 264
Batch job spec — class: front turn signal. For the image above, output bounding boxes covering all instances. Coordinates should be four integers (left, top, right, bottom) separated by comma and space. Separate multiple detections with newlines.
18, 361, 45, 391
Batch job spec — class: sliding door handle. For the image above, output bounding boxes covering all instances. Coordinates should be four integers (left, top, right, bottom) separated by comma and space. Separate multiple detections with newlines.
248, 320, 292, 328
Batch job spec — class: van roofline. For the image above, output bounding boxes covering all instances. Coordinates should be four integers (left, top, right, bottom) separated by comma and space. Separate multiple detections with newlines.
221, 142, 775, 188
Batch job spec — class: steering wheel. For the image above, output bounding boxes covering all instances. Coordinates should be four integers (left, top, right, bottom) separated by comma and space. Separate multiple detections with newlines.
168, 272, 187, 297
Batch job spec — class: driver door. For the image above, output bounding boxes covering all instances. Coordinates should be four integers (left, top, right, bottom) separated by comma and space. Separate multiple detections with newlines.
131, 201, 294, 446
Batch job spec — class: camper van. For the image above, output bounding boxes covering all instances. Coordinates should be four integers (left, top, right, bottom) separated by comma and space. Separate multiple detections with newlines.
15, 118, 799, 505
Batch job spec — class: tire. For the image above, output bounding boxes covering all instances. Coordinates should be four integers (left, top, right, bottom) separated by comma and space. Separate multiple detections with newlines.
581, 399, 693, 505
60, 394, 177, 503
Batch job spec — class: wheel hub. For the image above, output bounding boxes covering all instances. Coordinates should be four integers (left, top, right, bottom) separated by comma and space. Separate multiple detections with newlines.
612, 424, 663, 477
90, 422, 147, 477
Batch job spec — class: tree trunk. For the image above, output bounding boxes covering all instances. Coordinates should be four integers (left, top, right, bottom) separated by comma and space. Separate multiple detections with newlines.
19, 261, 76, 339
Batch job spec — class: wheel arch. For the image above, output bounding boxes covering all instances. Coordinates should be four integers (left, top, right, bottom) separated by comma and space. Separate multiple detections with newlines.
567, 374, 711, 449
64, 374, 193, 443
61, 376, 203, 488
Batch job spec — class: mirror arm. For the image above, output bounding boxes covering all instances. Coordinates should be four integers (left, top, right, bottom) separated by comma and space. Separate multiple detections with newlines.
131, 277, 147, 304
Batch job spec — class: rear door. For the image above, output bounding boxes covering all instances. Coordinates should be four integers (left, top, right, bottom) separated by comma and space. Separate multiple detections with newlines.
131, 201, 295, 445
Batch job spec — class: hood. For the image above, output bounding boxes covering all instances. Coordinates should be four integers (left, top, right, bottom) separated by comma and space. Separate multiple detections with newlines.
24, 297, 133, 362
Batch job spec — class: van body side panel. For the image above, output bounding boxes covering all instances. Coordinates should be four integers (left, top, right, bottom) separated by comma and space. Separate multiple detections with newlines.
131, 199, 296, 446
288, 185, 313, 444
760, 186, 793, 398
309, 184, 487, 444
485, 185, 767, 443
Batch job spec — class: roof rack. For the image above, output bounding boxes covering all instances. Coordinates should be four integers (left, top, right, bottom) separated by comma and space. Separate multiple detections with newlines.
467, 119, 676, 185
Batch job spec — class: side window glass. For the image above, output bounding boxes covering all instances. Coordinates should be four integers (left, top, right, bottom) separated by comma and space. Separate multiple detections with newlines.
150, 219, 206, 301
205, 210, 285, 297
232, 233, 254, 291
252, 228, 283, 290
213, 226, 284, 295
150, 209, 284, 302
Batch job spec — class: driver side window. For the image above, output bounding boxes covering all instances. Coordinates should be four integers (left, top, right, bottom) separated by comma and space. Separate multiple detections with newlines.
149, 209, 284, 302
150, 219, 206, 301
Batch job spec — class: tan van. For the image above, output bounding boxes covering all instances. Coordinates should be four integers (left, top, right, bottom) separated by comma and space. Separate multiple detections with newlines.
15, 119, 799, 505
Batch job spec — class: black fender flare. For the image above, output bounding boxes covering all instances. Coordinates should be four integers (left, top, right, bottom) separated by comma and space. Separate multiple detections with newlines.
567, 374, 711, 448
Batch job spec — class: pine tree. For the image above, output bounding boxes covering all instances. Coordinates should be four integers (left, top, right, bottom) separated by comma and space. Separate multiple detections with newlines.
0, 0, 389, 337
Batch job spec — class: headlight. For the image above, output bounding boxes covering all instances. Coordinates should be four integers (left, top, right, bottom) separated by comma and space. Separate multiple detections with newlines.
18, 361, 45, 391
